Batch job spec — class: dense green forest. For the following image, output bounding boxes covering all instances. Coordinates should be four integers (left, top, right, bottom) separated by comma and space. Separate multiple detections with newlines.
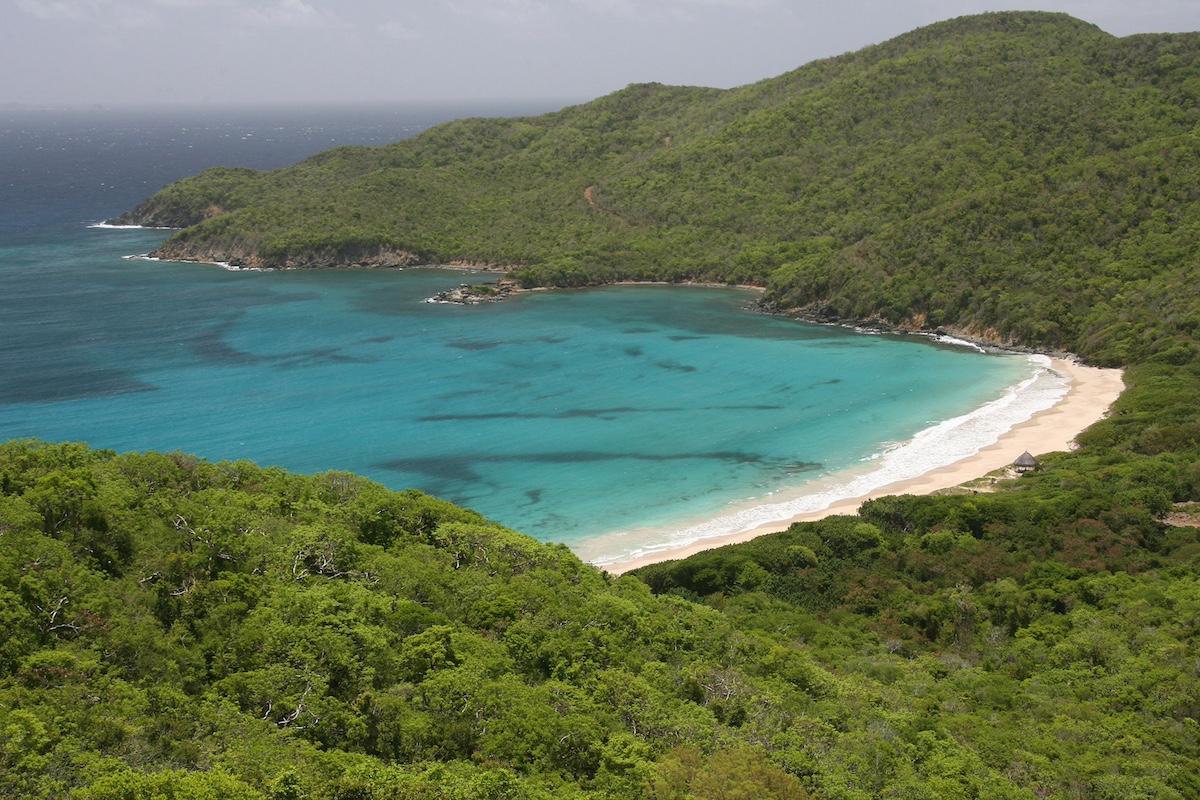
11, 10, 1198, 799
117, 12, 1200, 365
4, 364, 1200, 799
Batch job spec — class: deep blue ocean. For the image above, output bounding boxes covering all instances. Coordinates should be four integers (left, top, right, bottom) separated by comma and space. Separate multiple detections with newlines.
0, 102, 1053, 564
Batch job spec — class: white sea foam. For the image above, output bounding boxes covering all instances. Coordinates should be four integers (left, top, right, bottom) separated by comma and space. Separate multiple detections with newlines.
585, 354, 1067, 567
930, 334, 989, 353
210, 261, 268, 272
89, 222, 174, 230
121, 254, 264, 271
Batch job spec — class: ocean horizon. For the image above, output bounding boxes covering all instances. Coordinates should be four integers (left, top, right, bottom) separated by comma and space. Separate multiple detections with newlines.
1, 102, 1054, 562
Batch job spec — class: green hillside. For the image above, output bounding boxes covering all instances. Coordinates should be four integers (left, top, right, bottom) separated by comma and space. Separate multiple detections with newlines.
118, 12, 1200, 364
25, 11, 1200, 798
3, 418, 1199, 798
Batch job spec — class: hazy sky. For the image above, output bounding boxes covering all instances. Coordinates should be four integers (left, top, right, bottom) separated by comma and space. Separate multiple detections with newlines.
4, 0, 1198, 106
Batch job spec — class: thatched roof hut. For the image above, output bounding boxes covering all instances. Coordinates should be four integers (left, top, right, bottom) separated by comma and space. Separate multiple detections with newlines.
1014, 451, 1040, 473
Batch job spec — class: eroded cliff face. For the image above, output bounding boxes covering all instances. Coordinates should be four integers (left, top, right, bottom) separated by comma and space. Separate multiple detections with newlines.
150, 240, 423, 270
762, 299, 1043, 353
106, 201, 223, 229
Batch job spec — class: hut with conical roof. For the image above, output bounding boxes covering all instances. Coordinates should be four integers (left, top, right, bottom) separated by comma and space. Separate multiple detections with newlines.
1014, 451, 1040, 473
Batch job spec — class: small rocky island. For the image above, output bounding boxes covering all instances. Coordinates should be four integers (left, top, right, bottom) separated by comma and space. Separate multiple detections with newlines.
427, 279, 527, 304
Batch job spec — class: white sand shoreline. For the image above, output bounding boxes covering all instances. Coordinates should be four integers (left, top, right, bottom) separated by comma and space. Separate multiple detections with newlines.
600, 356, 1125, 574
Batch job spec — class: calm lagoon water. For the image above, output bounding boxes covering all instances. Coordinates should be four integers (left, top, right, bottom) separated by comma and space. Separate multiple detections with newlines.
0, 103, 1058, 562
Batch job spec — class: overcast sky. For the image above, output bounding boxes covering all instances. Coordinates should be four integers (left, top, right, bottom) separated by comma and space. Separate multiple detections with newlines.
4, 0, 1198, 106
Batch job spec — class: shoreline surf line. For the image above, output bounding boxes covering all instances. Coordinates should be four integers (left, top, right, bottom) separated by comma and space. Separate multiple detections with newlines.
596, 356, 1124, 574
88, 222, 177, 230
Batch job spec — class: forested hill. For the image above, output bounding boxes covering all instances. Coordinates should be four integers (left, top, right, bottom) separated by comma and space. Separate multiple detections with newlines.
21, 11, 1196, 799
118, 11, 1200, 365
4, 422, 1200, 798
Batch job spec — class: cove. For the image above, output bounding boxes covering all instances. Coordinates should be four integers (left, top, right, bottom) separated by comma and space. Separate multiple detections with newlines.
0, 225, 1040, 562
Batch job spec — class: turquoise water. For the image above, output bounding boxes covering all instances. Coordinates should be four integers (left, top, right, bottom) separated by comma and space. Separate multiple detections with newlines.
0, 225, 1035, 555
0, 104, 1048, 563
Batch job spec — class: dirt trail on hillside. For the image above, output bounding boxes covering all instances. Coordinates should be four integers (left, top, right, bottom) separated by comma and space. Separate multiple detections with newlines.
584, 185, 625, 222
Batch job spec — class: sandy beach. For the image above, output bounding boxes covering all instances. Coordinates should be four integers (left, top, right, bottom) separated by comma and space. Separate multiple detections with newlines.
603, 356, 1125, 574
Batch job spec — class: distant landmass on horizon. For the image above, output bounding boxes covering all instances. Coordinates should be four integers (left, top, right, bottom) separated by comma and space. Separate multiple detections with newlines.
114, 11, 1200, 368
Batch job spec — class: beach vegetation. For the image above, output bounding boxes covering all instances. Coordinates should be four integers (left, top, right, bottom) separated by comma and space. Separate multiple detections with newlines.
4, 353, 1200, 798
21, 9, 1200, 798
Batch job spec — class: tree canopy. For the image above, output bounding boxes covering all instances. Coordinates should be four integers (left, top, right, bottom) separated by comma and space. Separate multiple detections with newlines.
4, 411, 1200, 798
26, 10, 1200, 798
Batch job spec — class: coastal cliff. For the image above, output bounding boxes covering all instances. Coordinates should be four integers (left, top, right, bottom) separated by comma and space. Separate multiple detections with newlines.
151, 239, 424, 270
108, 166, 257, 228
